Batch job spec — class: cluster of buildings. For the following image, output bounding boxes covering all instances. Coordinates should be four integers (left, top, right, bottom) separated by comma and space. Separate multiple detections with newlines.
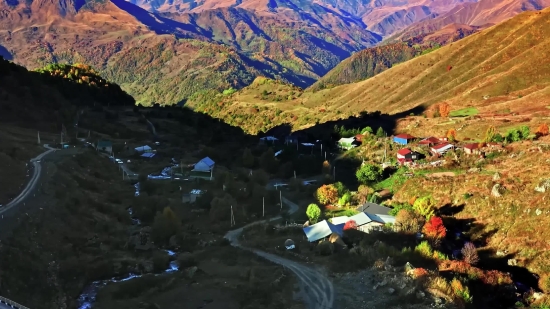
302, 203, 396, 242
392, 134, 502, 165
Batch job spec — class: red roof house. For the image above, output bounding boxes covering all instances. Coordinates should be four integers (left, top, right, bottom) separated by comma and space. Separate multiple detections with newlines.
463, 143, 484, 154
397, 148, 420, 162
431, 143, 454, 155
419, 137, 441, 146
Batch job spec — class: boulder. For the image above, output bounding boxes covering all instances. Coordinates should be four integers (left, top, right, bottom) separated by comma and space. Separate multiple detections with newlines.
535, 179, 550, 193
493, 172, 501, 181
492, 184, 504, 197
387, 288, 395, 295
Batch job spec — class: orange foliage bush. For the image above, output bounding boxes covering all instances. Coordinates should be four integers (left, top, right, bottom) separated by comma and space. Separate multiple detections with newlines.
316, 184, 339, 205
423, 216, 446, 240
536, 123, 549, 136
412, 267, 429, 279
439, 102, 451, 117
343, 220, 357, 230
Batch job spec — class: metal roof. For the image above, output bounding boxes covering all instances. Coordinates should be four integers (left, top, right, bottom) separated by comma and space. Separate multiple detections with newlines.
394, 134, 415, 139
367, 213, 396, 225
329, 216, 350, 225
135, 145, 152, 152
302, 220, 344, 242
397, 148, 411, 155
348, 212, 373, 226
198, 156, 215, 167
356, 203, 392, 216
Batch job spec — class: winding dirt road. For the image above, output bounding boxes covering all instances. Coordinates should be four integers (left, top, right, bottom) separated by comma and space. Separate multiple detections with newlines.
224, 196, 334, 309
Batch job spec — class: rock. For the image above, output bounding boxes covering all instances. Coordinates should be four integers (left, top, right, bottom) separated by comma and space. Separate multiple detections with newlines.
468, 167, 481, 173
492, 184, 504, 197
496, 251, 506, 257
404, 262, 415, 274
186, 266, 198, 279
533, 292, 544, 300
536, 209, 543, 216
379, 279, 388, 287
493, 172, 501, 181
507, 259, 517, 266
535, 179, 550, 193
387, 288, 395, 295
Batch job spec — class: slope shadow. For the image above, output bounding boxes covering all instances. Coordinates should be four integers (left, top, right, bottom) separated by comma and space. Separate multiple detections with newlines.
0, 45, 13, 60
441, 216, 541, 308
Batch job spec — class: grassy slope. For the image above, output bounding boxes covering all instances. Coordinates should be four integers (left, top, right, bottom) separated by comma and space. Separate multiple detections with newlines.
197, 8, 550, 134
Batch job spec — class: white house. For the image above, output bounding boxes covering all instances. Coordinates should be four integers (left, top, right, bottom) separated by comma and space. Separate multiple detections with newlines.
338, 137, 357, 150
431, 143, 454, 156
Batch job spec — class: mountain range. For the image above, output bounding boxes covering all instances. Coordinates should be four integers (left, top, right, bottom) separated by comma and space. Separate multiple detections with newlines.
0, 0, 549, 105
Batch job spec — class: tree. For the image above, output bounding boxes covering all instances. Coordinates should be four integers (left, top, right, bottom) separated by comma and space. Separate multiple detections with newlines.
356, 163, 382, 185
413, 196, 436, 219
439, 102, 451, 117
152, 207, 182, 244
242, 148, 255, 168
361, 126, 373, 134
210, 194, 237, 222
395, 209, 425, 233
461, 242, 479, 265
356, 185, 373, 204
322, 160, 331, 175
376, 127, 386, 138
343, 220, 357, 230
260, 148, 278, 174
446, 129, 457, 142
536, 123, 549, 137
316, 184, 339, 205
519, 125, 530, 140
251, 169, 269, 186
306, 203, 321, 224
484, 126, 496, 143
422, 216, 446, 240
333, 181, 348, 196
338, 192, 352, 206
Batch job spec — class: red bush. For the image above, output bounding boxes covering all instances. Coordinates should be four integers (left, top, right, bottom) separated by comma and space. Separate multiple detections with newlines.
447, 65, 453, 72
422, 216, 447, 240
343, 220, 357, 230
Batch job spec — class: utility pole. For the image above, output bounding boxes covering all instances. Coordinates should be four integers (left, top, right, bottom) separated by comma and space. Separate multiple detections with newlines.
37, 131, 40, 145
263, 197, 265, 217
280, 190, 282, 210
294, 170, 296, 179
321, 143, 323, 155
230, 206, 235, 226
333, 166, 336, 181
324, 151, 326, 161
122, 169, 125, 180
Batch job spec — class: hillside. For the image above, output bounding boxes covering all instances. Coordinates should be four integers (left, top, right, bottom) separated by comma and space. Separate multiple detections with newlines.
309, 24, 480, 92
190, 8, 550, 134
392, 0, 550, 41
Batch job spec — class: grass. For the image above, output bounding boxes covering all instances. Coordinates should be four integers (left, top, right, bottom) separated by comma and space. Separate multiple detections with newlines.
450, 107, 479, 117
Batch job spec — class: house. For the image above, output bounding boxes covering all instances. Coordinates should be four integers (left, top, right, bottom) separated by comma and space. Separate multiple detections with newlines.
96, 140, 112, 153
338, 137, 357, 150
463, 143, 483, 155
141, 152, 156, 158
329, 216, 351, 225
259, 136, 278, 144
135, 145, 152, 153
193, 157, 215, 172
302, 220, 344, 242
182, 189, 205, 203
431, 143, 454, 156
397, 148, 420, 162
418, 137, 441, 146
354, 134, 365, 143
356, 202, 392, 216
393, 134, 416, 145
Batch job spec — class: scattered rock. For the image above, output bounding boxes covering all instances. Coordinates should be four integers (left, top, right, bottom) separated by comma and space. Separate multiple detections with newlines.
493, 172, 501, 181
533, 292, 544, 300
387, 288, 395, 295
379, 279, 388, 287
507, 259, 518, 266
492, 184, 504, 197
468, 167, 481, 173
496, 250, 506, 257
536, 209, 543, 216
535, 179, 550, 193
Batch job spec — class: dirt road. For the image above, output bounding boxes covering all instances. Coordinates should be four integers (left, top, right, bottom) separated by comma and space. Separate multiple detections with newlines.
224, 195, 334, 309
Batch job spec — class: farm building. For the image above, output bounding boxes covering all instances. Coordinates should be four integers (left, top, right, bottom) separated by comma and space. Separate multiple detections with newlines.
418, 137, 441, 146
193, 157, 215, 172
397, 148, 420, 162
392, 134, 416, 145
431, 143, 454, 156
463, 143, 483, 155
96, 140, 112, 153
302, 220, 344, 242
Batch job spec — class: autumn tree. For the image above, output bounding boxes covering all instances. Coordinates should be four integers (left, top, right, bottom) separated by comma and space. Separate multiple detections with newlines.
242, 148, 255, 168
446, 128, 457, 142
422, 216, 446, 243
536, 123, 549, 137
306, 203, 321, 224
439, 102, 451, 118
395, 209, 425, 233
316, 184, 339, 205
152, 207, 182, 244
484, 126, 497, 143
461, 242, 479, 265
356, 185, 373, 204
343, 220, 357, 230
413, 196, 436, 219
322, 160, 332, 175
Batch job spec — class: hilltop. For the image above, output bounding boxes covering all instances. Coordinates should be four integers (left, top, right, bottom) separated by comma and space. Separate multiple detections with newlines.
194, 8, 550, 134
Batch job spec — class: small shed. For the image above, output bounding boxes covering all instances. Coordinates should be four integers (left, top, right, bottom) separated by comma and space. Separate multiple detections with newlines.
393, 134, 416, 145
418, 137, 441, 146
96, 140, 112, 153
